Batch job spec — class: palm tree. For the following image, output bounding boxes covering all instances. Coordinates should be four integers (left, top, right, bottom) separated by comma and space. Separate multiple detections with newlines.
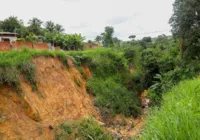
27, 18, 43, 35
55, 24, 65, 33
45, 21, 55, 32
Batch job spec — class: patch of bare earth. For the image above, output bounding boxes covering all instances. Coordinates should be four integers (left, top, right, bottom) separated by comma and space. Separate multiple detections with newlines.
0, 57, 100, 140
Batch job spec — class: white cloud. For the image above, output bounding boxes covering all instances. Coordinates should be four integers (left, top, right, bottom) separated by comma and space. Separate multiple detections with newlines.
0, 0, 175, 40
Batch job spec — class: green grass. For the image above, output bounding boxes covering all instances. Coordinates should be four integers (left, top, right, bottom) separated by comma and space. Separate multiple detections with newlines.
55, 117, 112, 140
55, 122, 72, 140
141, 78, 200, 140
0, 48, 70, 94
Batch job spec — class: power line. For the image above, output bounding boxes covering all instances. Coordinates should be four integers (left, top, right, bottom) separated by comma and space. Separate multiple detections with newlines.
134, 30, 171, 36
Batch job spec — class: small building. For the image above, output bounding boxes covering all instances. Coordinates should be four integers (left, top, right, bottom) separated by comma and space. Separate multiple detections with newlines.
0, 32, 18, 42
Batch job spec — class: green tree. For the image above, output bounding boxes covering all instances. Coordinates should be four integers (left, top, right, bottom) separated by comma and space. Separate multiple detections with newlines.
102, 26, 114, 47
55, 24, 65, 33
139, 37, 152, 48
26, 33, 39, 43
27, 18, 43, 35
0, 16, 23, 32
155, 34, 170, 45
129, 35, 136, 40
170, 0, 200, 59
44, 33, 85, 50
45, 21, 55, 32
95, 35, 102, 44
142, 37, 152, 43
113, 37, 121, 47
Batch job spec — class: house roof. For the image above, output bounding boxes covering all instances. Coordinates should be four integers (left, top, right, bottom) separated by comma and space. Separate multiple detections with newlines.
0, 32, 18, 35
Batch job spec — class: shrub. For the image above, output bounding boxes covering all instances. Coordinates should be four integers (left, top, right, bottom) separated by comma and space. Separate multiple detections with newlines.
87, 78, 141, 117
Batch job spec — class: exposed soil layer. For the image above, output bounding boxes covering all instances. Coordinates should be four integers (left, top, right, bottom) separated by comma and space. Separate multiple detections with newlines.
0, 57, 100, 140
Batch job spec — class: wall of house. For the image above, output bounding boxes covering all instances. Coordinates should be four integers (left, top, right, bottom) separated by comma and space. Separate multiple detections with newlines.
0, 42, 57, 51
0, 36, 17, 42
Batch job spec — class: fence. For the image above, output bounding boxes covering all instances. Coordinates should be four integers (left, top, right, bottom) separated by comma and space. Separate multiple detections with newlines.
0, 42, 59, 51
0, 42, 11, 51
12, 42, 33, 50
34, 43, 49, 50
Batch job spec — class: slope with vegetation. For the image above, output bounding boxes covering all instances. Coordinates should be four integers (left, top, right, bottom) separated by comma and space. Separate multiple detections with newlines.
1, 0, 200, 139
139, 0, 200, 139
0, 47, 144, 139
0, 49, 101, 139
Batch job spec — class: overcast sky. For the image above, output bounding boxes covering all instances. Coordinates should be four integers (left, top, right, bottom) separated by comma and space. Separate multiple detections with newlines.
0, 0, 175, 40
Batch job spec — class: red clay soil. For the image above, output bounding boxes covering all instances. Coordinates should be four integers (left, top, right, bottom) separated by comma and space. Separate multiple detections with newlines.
0, 57, 100, 140
82, 63, 92, 79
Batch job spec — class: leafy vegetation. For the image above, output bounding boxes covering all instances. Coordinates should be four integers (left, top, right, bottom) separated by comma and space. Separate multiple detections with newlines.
56, 117, 112, 140
0, 16, 84, 51
44, 33, 85, 51
2, 0, 200, 137
170, 0, 200, 60
67, 48, 142, 117
87, 78, 141, 117
0, 48, 142, 117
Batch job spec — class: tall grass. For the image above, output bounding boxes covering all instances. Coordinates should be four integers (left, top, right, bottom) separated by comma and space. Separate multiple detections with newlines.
141, 78, 200, 140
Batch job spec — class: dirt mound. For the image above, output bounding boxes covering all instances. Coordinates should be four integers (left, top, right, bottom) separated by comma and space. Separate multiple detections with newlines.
0, 57, 99, 140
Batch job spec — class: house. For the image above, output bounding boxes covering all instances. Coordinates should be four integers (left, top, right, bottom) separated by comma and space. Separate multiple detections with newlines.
0, 32, 18, 42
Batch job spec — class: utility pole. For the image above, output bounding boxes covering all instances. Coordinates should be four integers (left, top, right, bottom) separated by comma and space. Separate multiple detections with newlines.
53, 30, 54, 47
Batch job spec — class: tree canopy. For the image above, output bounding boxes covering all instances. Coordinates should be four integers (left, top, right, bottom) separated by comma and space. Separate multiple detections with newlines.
27, 18, 43, 36
0, 16, 23, 33
103, 26, 114, 47
170, 0, 200, 59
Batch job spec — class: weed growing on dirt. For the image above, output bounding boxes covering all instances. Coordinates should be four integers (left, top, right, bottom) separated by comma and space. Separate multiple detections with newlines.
56, 117, 112, 140
55, 122, 72, 140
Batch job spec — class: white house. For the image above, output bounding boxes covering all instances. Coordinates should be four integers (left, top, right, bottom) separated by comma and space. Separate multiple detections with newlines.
0, 32, 18, 42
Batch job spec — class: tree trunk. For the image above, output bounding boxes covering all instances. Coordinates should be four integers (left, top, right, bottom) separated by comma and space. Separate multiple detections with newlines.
179, 38, 184, 58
